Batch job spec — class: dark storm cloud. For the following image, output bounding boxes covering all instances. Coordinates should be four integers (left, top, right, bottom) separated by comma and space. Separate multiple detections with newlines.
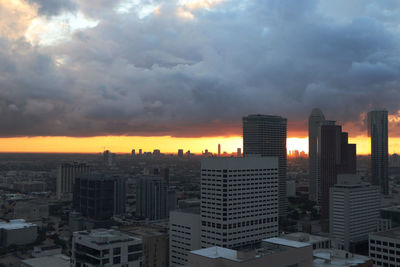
1, 0, 400, 137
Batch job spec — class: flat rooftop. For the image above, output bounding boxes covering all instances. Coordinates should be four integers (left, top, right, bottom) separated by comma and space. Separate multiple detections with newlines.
74, 229, 141, 245
191, 246, 239, 261
0, 219, 36, 230
313, 249, 371, 266
370, 227, 400, 239
264, 237, 311, 248
21, 254, 70, 267
283, 232, 330, 243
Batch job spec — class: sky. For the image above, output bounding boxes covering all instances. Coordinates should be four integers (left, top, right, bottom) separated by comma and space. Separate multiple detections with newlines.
1, 0, 400, 154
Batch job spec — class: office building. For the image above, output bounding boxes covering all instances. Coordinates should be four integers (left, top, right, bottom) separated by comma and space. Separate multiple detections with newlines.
368, 110, 389, 195
369, 227, 400, 267
308, 108, 326, 202
187, 238, 313, 267
73, 172, 126, 220
71, 229, 143, 267
0, 219, 37, 247
170, 208, 201, 267
121, 225, 169, 267
330, 174, 380, 251
319, 124, 356, 220
56, 162, 90, 200
243, 114, 287, 218
136, 176, 168, 220
201, 157, 279, 249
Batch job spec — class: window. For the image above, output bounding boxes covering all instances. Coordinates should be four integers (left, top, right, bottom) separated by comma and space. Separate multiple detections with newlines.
113, 256, 121, 264
113, 247, 121, 255
128, 244, 143, 253
128, 253, 142, 262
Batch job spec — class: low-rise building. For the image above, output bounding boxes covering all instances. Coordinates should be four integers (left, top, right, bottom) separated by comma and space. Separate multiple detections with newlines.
369, 227, 400, 267
313, 249, 373, 266
32, 245, 62, 258
283, 232, 331, 250
71, 229, 143, 267
21, 254, 70, 267
0, 219, 37, 247
187, 238, 313, 267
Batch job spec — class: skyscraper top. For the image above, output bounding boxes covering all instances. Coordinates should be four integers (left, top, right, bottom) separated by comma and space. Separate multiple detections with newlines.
244, 114, 287, 121
309, 108, 325, 119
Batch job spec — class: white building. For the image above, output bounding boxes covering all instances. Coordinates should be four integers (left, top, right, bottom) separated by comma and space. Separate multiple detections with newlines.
71, 229, 143, 267
57, 162, 90, 200
169, 208, 201, 267
330, 174, 380, 250
313, 249, 373, 266
369, 227, 400, 267
201, 157, 279, 249
0, 219, 37, 247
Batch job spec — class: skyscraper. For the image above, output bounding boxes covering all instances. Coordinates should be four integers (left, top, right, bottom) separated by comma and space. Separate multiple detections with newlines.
308, 108, 326, 202
368, 110, 389, 195
200, 157, 279, 249
136, 177, 168, 220
57, 162, 91, 200
218, 144, 221, 156
243, 114, 287, 218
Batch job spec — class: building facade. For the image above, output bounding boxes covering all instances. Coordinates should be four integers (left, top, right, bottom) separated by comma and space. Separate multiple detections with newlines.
369, 227, 400, 267
330, 175, 380, 251
71, 229, 143, 267
56, 162, 90, 200
169, 208, 201, 267
243, 114, 287, 218
308, 108, 326, 202
368, 110, 389, 195
200, 157, 279, 249
136, 176, 168, 220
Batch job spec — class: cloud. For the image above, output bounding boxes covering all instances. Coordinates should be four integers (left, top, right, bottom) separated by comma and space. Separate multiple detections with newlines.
0, 0, 400, 138
28, 0, 77, 16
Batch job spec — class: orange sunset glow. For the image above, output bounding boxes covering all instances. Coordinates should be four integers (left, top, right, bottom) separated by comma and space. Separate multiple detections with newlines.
1, 135, 399, 155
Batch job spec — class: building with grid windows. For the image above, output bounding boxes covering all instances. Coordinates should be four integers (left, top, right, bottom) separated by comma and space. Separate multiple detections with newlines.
369, 227, 400, 267
200, 157, 279, 249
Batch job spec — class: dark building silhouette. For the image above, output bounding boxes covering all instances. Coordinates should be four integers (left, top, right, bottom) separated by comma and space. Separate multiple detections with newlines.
136, 176, 168, 220
368, 110, 389, 195
319, 125, 356, 221
243, 114, 287, 218
73, 172, 126, 220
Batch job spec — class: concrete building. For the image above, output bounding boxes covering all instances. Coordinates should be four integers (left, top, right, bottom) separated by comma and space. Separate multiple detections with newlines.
120, 225, 168, 267
283, 232, 331, 250
136, 176, 168, 220
73, 172, 126, 220
187, 238, 313, 267
13, 181, 46, 193
201, 157, 279, 249
0, 219, 37, 247
56, 162, 90, 200
243, 114, 287, 218
368, 110, 389, 195
369, 227, 400, 267
170, 208, 201, 267
330, 175, 380, 251
309, 108, 326, 202
380, 205, 400, 228
71, 229, 143, 267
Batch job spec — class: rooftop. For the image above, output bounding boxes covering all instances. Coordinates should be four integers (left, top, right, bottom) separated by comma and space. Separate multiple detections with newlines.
313, 249, 372, 267
0, 219, 36, 230
264, 237, 311, 248
74, 229, 141, 245
191, 246, 239, 261
370, 227, 400, 239
21, 254, 70, 267
283, 233, 330, 244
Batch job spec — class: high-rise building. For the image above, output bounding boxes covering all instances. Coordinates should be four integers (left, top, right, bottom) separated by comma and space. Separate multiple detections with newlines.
319, 124, 356, 220
132, 149, 135, 157
308, 108, 326, 202
177, 149, 184, 157
139, 149, 143, 156
103, 150, 116, 166
330, 174, 380, 251
73, 172, 126, 220
368, 110, 389, 195
200, 157, 279, 249
71, 229, 143, 267
136, 177, 168, 220
243, 114, 287, 218
169, 208, 201, 267
369, 227, 400, 267
56, 162, 90, 200
237, 148, 241, 157
218, 144, 221, 156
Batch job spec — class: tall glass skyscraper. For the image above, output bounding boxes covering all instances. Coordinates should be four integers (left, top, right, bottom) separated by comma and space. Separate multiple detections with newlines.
243, 114, 287, 218
368, 110, 389, 195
